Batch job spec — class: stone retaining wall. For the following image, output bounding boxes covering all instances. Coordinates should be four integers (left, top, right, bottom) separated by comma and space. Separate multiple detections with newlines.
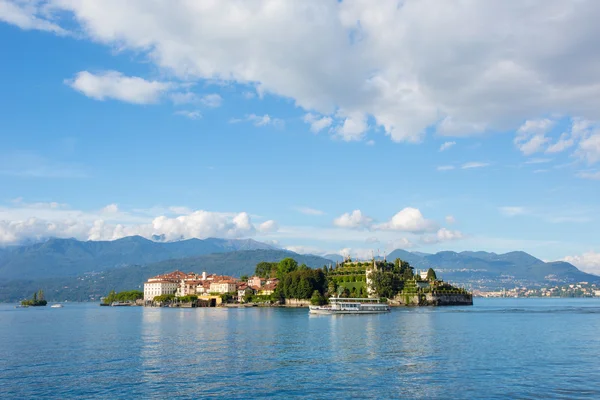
392, 293, 473, 306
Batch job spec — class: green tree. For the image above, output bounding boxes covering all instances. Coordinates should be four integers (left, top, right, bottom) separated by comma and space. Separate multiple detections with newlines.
310, 290, 327, 305
277, 258, 298, 280
370, 271, 400, 298
240, 275, 249, 282
255, 261, 276, 278
426, 268, 437, 281
278, 268, 326, 299
328, 280, 337, 296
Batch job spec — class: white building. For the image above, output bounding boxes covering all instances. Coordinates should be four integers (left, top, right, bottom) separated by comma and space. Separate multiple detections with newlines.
144, 280, 179, 301
209, 281, 237, 294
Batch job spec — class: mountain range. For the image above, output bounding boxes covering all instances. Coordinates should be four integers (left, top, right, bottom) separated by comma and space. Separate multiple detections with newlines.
0, 236, 598, 301
0, 235, 277, 280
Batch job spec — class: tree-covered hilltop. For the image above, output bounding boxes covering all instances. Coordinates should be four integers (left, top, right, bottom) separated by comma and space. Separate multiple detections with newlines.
249, 256, 469, 304
21, 290, 47, 306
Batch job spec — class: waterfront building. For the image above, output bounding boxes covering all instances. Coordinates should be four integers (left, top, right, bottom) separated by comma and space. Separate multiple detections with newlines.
248, 276, 265, 288
258, 282, 277, 296
144, 279, 180, 301
209, 280, 238, 294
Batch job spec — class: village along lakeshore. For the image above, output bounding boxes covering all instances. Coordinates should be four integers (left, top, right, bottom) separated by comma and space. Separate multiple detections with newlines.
99, 257, 472, 308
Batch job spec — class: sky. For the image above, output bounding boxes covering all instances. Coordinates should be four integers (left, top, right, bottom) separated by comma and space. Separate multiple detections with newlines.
1, 0, 600, 273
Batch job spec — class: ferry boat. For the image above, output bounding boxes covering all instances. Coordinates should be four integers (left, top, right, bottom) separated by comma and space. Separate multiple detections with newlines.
50, 304, 63, 308
309, 297, 390, 315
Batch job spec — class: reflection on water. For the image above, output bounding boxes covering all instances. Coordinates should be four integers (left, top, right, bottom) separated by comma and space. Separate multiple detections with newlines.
2, 299, 600, 399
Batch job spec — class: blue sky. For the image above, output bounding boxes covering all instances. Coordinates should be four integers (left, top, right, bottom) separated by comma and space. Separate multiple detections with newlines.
1, 1, 600, 273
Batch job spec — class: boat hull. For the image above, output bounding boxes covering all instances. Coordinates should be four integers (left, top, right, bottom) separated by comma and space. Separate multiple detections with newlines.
309, 308, 389, 315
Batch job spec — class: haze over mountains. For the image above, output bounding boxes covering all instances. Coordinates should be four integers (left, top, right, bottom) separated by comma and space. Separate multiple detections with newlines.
0, 235, 598, 302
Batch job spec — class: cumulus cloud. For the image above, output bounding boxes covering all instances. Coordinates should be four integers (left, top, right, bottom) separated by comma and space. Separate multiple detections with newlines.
333, 210, 373, 229
0, 0, 66, 34
546, 133, 574, 154
514, 119, 554, 155
258, 220, 278, 233
303, 113, 333, 133
0, 200, 278, 245
336, 113, 368, 141
338, 247, 377, 261
386, 237, 414, 250
65, 71, 171, 104
563, 251, 600, 275
100, 203, 119, 214
445, 215, 456, 224
421, 228, 464, 244
375, 207, 437, 233
576, 132, 600, 164
439, 141, 456, 152
11, 1, 600, 144
199, 93, 223, 108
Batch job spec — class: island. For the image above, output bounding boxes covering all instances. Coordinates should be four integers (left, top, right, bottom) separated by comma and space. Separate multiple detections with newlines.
20, 290, 48, 307
130, 256, 473, 308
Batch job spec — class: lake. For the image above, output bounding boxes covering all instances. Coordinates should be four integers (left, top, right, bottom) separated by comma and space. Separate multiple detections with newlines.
1, 298, 599, 399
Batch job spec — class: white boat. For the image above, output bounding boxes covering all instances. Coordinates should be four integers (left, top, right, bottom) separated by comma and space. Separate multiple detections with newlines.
50, 304, 63, 308
309, 297, 390, 315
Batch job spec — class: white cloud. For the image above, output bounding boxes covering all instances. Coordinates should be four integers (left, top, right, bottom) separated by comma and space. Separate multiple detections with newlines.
258, 220, 278, 233
439, 141, 456, 152
577, 170, 600, 180
174, 110, 202, 120
524, 158, 552, 164
576, 132, 600, 164
514, 119, 555, 155
200, 93, 223, 108
421, 228, 464, 244
100, 203, 119, 215
437, 165, 455, 171
0, 0, 66, 34
562, 251, 600, 275
233, 114, 284, 128
499, 206, 527, 217
294, 206, 325, 216
546, 133, 574, 154
284, 245, 323, 255
445, 215, 456, 224
9, 1, 600, 144
338, 247, 378, 261
386, 237, 414, 250
65, 71, 171, 104
461, 162, 490, 169
366, 140, 375, 146
335, 113, 368, 141
0, 200, 278, 245
333, 210, 373, 229
375, 207, 437, 233
303, 113, 333, 133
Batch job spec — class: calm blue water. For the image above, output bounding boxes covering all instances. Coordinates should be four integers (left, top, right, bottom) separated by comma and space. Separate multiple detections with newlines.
1, 298, 599, 399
